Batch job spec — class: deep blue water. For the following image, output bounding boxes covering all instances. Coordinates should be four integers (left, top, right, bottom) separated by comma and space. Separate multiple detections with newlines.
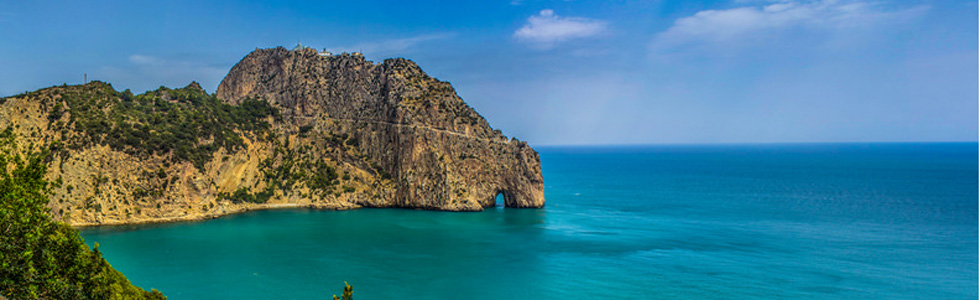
81, 143, 978, 299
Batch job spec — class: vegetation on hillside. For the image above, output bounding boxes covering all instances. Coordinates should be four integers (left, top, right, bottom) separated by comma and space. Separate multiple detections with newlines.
42, 82, 367, 203
0, 128, 165, 299
51, 82, 277, 169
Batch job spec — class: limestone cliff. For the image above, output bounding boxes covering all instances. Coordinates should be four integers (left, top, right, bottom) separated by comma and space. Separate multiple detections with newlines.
217, 47, 544, 210
0, 47, 544, 226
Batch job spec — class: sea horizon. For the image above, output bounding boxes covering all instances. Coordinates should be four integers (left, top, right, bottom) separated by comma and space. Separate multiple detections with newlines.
81, 142, 978, 299
4, 1, 975, 299
533, 141, 979, 148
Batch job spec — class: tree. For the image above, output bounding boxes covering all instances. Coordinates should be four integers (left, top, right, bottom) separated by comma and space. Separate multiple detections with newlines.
0, 128, 165, 299
332, 282, 353, 300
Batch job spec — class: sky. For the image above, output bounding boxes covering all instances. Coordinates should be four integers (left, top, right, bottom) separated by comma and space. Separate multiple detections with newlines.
0, 0, 976, 145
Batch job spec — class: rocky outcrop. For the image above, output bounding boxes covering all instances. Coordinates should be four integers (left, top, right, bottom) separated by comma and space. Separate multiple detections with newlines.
0, 47, 543, 226
217, 47, 544, 211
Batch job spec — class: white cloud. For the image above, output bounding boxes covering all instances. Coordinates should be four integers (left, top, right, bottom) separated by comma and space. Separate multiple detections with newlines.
514, 9, 606, 49
650, 0, 928, 54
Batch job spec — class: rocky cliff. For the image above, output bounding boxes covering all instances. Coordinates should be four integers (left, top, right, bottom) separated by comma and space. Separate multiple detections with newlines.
0, 46, 544, 226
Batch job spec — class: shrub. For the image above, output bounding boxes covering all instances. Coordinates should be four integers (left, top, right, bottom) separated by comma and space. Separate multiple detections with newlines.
332, 282, 352, 300
58, 84, 277, 170
0, 128, 166, 299
298, 125, 314, 135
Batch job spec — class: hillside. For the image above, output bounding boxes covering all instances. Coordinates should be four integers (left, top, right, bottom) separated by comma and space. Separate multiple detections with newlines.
0, 47, 544, 226
0, 129, 165, 299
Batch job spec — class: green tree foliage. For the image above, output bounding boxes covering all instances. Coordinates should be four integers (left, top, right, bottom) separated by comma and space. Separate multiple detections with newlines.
217, 187, 273, 204
256, 146, 340, 198
0, 128, 165, 299
56, 82, 277, 170
332, 282, 352, 300
308, 160, 339, 191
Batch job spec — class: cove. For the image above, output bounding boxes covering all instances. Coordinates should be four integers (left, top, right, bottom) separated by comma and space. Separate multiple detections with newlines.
81, 207, 553, 299
81, 144, 978, 299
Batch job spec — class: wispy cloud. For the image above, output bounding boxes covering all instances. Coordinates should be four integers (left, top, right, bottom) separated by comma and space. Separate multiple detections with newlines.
128, 55, 164, 65
330, 33, 455, 56
98, 54, 229, 93
650, 0, 928, 55
126, 54, 227, 79
514, 9, 606, 49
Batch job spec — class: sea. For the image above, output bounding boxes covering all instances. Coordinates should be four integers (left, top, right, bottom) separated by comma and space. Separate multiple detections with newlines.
80, 143, 978, 299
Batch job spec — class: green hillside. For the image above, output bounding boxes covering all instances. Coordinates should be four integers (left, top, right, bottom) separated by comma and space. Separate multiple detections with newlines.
0, 128, 166, 299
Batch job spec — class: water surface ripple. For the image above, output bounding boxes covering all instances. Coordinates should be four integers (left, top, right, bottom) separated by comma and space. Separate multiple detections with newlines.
81, 143, 978, 299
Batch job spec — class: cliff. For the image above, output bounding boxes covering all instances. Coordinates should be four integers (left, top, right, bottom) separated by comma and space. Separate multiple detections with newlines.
0, 47, 544, 226
217, 47, 544, 210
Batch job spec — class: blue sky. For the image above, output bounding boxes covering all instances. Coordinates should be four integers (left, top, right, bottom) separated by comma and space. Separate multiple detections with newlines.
1, 0, 976, 145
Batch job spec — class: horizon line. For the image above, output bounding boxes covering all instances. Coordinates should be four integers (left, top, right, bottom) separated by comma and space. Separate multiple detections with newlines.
531, 140, 980, 147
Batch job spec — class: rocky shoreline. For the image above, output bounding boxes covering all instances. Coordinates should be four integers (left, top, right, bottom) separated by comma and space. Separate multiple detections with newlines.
1, 46, 544, 227
69, 202, 361, 227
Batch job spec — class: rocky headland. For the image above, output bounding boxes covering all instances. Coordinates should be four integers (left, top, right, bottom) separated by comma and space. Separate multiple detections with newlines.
0, 46, 544, 226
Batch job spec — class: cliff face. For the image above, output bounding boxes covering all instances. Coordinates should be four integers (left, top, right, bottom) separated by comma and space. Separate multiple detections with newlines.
0, 47, 543, 226
217, 47, 544, 210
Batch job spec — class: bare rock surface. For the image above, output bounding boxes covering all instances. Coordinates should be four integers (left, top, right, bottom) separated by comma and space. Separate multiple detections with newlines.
0, 47, 544, 226
217, 47, 545, 211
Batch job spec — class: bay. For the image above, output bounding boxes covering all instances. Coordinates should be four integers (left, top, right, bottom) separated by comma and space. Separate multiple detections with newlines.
81, 143, 979, 299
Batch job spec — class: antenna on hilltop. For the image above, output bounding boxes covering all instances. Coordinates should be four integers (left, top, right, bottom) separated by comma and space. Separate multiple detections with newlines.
84, 73, 87, 84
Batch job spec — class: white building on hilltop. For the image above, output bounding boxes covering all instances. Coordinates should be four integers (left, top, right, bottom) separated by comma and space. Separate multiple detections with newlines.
292, 43, 341, 57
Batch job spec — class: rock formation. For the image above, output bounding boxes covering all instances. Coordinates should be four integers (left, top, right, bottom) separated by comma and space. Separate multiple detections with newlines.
0, 46, 544, 226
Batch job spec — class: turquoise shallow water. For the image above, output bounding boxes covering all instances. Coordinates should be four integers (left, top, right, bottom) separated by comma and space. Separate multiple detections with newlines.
81, 143, 978, 299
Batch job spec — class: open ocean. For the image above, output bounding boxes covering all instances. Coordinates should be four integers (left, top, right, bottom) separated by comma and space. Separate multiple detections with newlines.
80, 143, 978, 299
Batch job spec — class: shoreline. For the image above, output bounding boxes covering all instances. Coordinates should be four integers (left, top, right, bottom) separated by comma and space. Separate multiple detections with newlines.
70, 201, 513, 229
70, 202, 360, 228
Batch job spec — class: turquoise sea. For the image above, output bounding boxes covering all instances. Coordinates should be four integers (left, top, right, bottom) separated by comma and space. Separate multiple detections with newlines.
81, 143, 978, 299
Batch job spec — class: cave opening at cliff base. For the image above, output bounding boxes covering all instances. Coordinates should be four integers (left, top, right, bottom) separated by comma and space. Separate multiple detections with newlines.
494, 190, 516, 208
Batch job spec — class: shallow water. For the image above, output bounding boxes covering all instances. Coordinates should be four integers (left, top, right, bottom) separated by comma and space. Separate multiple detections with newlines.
81, 143, 978, 299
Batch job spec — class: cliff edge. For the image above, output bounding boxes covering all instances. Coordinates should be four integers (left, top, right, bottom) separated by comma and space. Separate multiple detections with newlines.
0, 47, 544, 226
217, 47, 544, 210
